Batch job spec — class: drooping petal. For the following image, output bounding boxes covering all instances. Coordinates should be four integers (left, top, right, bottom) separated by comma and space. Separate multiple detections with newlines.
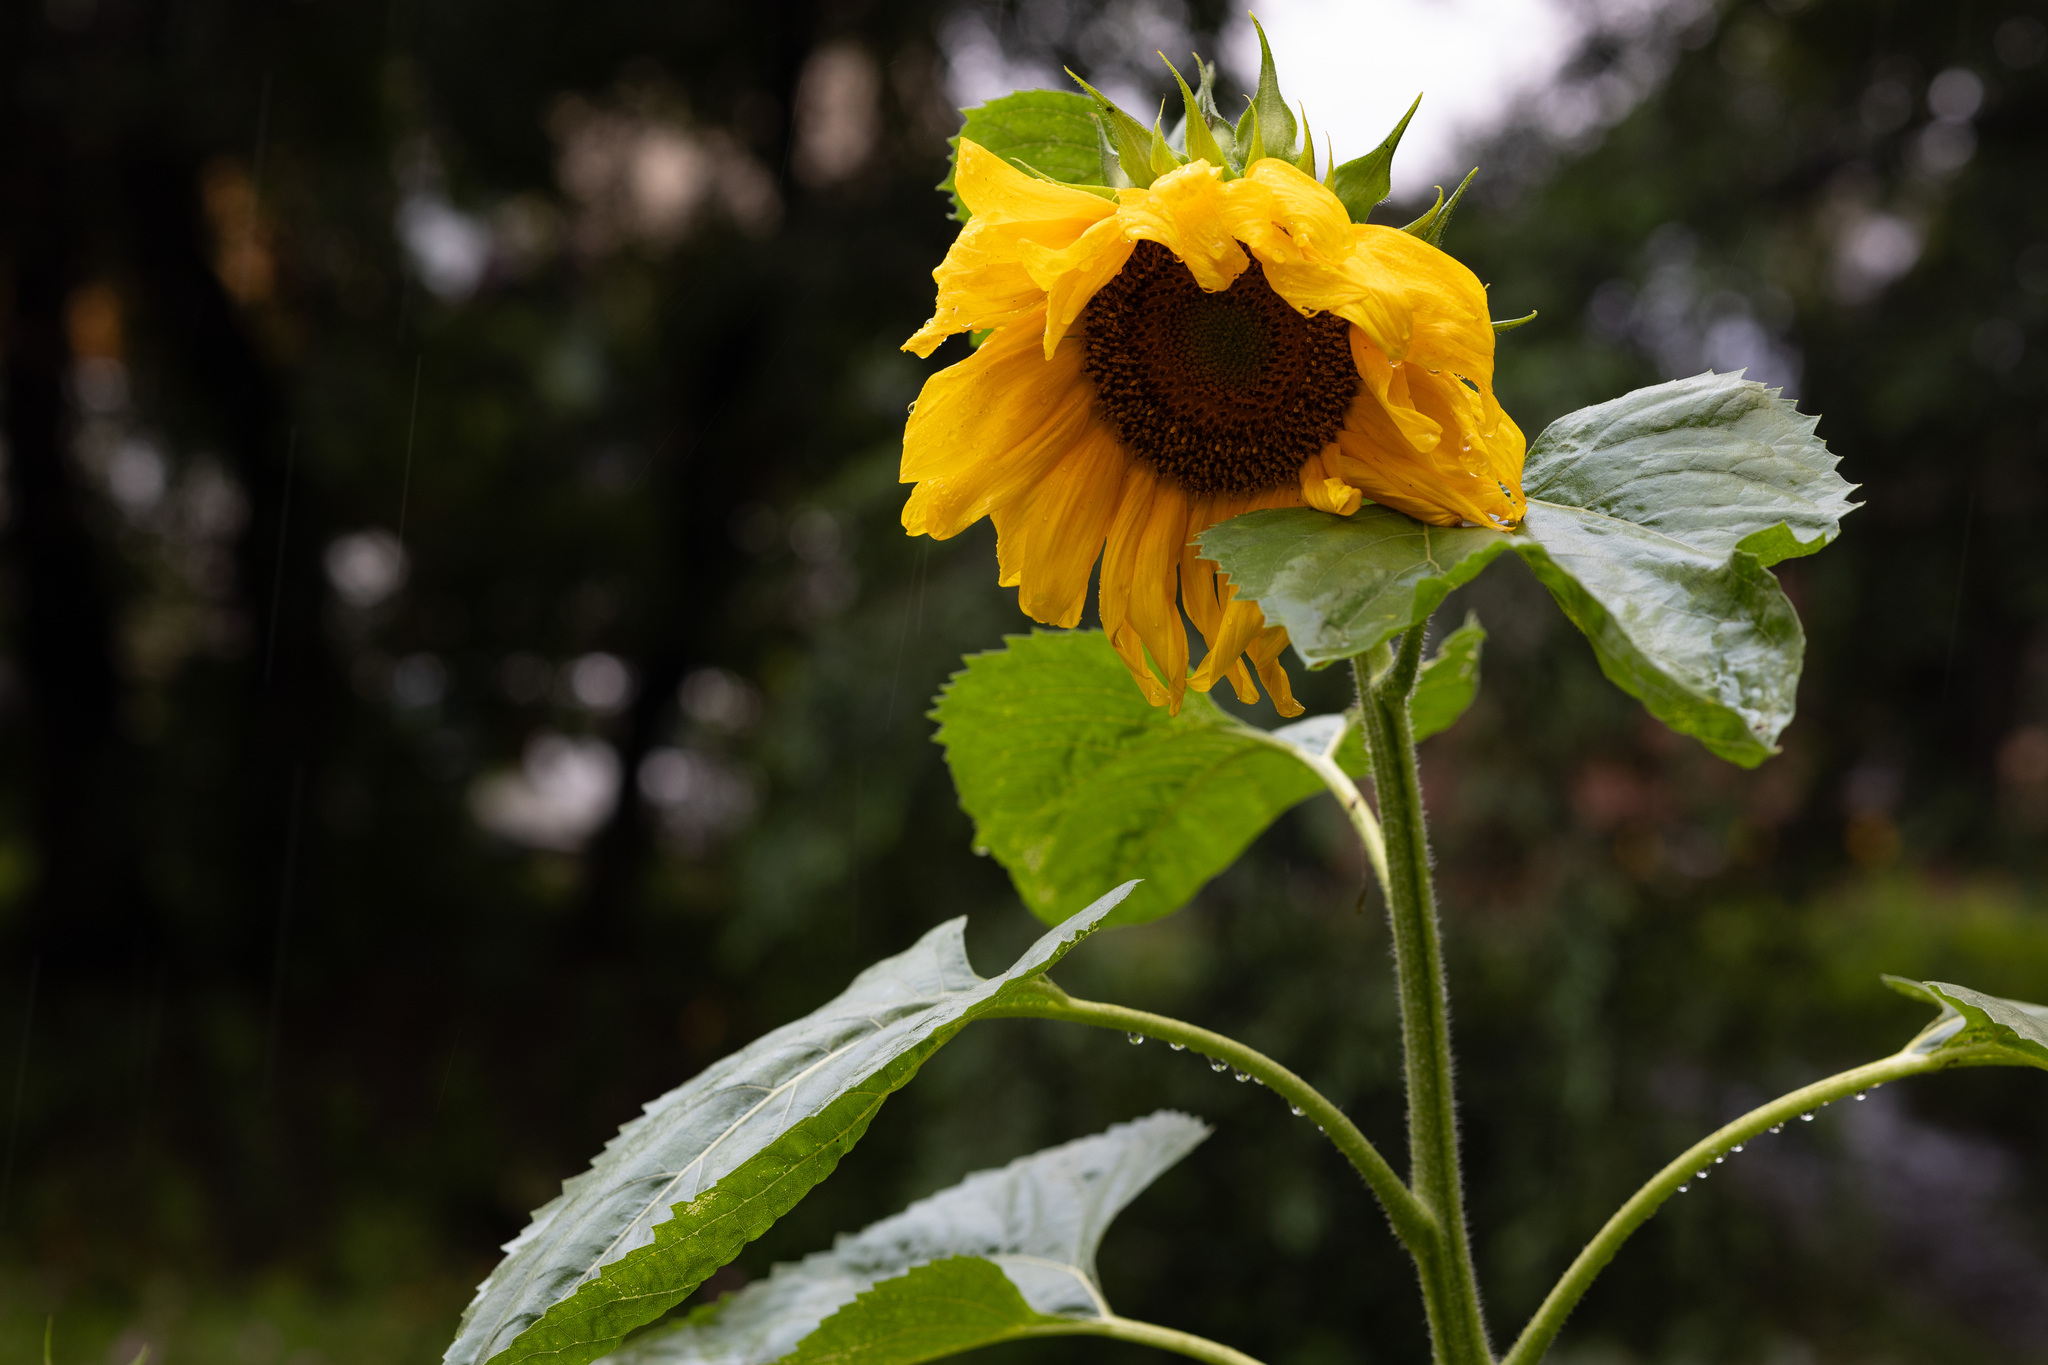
901, 309, 1095, 537
1297, 448, 1364, 515
1331, 328, 1526, 529
990, 419, 1130, 628
1113, 161, 1248, 294
1025, 217, 1135, 357
903, 142, 1118, 356
1100, 465, 1191, 714
1184, 484, 1307, 706
1246, 626, 1303, 717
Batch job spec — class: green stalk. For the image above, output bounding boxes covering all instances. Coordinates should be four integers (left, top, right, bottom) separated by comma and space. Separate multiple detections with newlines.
990, 980, 1438, 1258
1500, 1042, 2021, 1365
1356, 629, 1492, 1365
1041, 1313, 1268, 1365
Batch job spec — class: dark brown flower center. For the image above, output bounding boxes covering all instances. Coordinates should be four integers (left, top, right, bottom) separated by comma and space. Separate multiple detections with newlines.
1081, 241, 1358, 496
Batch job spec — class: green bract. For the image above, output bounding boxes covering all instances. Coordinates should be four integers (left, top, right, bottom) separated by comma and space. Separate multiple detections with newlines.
602, 1113, 1209, 1365
444, 888, 1133, 1365
1203, 371, 1857, 767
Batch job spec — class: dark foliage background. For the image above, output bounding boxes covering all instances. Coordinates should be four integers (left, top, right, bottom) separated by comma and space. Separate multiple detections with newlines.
2, 0, 2045, 1361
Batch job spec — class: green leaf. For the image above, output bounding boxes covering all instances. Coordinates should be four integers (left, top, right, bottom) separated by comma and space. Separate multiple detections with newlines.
1205, 374, 1854, 766
444, 889, 1134, 1365
782, 1261, 1052, 1365
1198, 506, 1512, 668
603, 1113, 1209, 1365
1515, 370, 1856, 766
941, 92, 1108, 221
1324, 94, 1419, 223
1232, 17, 1296, 164
931, 630, 1358, 928
1886, 976, 2048, 1071
1492, 309, 1538, 334
1411, 614, 1485, 742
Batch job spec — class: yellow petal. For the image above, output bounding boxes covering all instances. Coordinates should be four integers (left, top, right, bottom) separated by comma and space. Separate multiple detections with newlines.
1024, 217, 1135, 357
904, 141, 1117, 356
1332, 335, 1527, 529
1100, 465, 1190, 714
1298, 449, 1364, 515
1115, 161, 1248, 293
990, 421, 1129, 628
1247, 627, 1304, 717
901, 311, 1095, 537
955, 138, 1120, 224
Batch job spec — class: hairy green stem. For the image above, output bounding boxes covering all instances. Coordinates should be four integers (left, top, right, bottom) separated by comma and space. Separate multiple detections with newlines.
1037, 1313, 1268, 1365
1356, 631, 1492, 1365
989, 980, 1438, 1257
1500, 1042, 2021, 1365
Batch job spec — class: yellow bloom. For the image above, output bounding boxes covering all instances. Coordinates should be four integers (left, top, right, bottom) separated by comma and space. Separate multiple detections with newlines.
901, 139, 1525, 715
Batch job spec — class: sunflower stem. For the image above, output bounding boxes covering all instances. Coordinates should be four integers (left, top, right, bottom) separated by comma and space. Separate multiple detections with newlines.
1355, 629, 1492, 1365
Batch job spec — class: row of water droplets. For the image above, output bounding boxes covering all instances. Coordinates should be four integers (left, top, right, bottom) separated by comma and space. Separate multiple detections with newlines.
1127, 1030, 1311, 1118
1673, 1083, 1882, 1194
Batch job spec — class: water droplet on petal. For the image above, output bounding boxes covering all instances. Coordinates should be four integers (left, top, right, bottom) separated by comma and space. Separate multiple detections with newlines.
1168, 1042, 1185, 1051
1714, 1155, 1725, 1164
1127, 1032, 1145, 1045
1290, 1105, 1306, 1117
1234, 1070, 1251, 1083
1731, 1144, 1744, 1153
1854, 1091, 1866, 1101
1677, 1183, 1690, 1193
1800, 1111, 1816, 1122
1770, 1124, 1784, 1134
1211, 1058, 1229, 1073
1696, 1169, 1710, 1180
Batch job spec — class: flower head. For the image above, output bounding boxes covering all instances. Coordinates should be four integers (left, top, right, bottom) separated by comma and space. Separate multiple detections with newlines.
900, 50, 1525, 715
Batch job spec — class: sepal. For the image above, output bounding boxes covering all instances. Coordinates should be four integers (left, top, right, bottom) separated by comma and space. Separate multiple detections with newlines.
1325, 94, 1420, 223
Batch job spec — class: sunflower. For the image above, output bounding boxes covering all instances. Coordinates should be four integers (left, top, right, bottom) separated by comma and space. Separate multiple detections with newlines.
899, 122, 1525, 717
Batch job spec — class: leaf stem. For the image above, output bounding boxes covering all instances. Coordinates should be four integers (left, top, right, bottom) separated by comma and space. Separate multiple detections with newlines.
988, 982, 1439, 1258
1043, 1313, 1268, 1365
1241, 723, 1391, 900
1499, 1042, 2020, 1365
1357, 631, 1492, 1365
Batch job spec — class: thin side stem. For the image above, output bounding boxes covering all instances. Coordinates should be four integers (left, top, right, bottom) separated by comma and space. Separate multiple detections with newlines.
1357, 632, 1492, 1365
989, 981, 1438, 1257
1242, 722, 1390, 900
1500, 1043, 2019, 1365
1036, 1313, 1268, 1365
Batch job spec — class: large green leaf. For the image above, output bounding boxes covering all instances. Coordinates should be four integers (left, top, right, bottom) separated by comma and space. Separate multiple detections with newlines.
1196, 507, 1511, 668
931, 630, 1361, 928
604, 1112, 1209, 1365
1514, 371, 1853, 766
941, 91, 1110, 220
444, 887, 1134, 1365
1522, 370, 1855, 568
1886, 976, 2048, 1072
1201, 373, 1854, 766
